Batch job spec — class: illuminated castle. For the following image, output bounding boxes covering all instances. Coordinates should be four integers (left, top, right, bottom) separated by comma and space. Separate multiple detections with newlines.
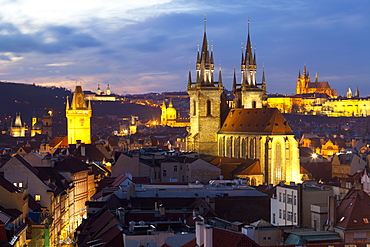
268, 66, 370, 117
66, 84, 92, 144
296, 66, 337, 97
186, 20, 301, 185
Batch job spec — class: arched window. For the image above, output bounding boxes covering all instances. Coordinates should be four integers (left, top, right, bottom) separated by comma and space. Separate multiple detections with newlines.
275, 142, 282, 183
250, 138, 255, 159
252, 101, 257, 108
206, 100, 211, 116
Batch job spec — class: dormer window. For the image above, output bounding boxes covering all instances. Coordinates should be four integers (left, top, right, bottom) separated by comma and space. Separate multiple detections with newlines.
339, 217, 345, 222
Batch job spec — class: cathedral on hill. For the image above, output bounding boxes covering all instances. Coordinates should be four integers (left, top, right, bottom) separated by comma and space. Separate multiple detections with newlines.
186, 20, 301, 185
296, 65, 337, 97
66, 84, 92, 145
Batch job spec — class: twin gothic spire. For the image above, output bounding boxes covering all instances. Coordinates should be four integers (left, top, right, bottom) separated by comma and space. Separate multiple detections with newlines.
188, 19, 265, 94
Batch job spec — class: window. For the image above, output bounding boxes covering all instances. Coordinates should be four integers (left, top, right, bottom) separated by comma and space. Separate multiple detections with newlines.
273, 213, 276, 224
287, 194, 292, 204
206, 100, 211, 116
279, 193, 282, 202
294, 213, 297, 223
174, 165, 178, 172
283, 193, 286, 202
294, 195, 297, 205
279, 209, 282, 218
287, 211, 293, 221
35, 195, 41, 201
283, 210, 286, 219
180, 165, 183, 170
163, 170, 167, 177
363, 218, 369, 223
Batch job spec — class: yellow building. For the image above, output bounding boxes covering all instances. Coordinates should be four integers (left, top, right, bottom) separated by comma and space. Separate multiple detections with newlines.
160, 98, 190, 127
66, 84, 92, 144
296, 66, 337, 97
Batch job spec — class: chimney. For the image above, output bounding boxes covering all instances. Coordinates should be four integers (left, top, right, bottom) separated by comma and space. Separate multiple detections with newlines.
196, 223, 205, 247
204, 226, 213, 247
159, 204, 165, 216
81, 143, 86, 157
328, 196, 336, 231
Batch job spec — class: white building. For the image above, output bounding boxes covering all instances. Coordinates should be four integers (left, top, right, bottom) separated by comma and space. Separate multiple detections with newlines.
271, 182, 332, 228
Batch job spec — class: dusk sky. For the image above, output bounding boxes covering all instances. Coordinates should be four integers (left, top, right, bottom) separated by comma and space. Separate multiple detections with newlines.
0, 0, 369, 96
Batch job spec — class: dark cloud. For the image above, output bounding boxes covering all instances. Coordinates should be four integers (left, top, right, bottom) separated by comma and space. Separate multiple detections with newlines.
0, 23, 102, 54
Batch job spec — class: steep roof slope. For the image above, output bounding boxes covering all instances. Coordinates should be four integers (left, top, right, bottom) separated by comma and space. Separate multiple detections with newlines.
219, 108, 293, 134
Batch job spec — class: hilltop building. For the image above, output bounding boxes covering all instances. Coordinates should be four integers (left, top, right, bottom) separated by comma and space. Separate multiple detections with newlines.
296, 66, 337, 97
268, 66, 370, 117
186, 20, 300, 185
9, 112, 26, 137
84, 84, 117, 101
66, 84, 92, 144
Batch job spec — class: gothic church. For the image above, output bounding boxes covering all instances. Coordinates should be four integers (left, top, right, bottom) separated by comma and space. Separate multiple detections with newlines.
186, 20, 301, 185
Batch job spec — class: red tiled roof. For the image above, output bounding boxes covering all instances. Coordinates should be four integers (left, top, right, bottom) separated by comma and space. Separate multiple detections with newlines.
213, 227, 260, 247
335, 187, 370, 230
220, 108, 293, 134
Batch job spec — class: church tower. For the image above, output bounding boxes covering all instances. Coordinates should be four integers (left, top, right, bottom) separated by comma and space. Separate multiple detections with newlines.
9, 113, 26, 137
296, 65, 310, 95
233, 21, 266, 109
186, 19, 225, 156
66, 84, 92, 144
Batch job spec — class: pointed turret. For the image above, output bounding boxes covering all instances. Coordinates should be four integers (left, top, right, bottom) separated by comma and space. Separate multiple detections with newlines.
187, 70, 192, 90
218, 68, 222, 87
262, 65, 266, 91
355, 86, 359, 98
97, 84, 101, 95
298, 70, 301, 78
315, 71, 319, 82
346, 86, 353, 98
66, 96, 70, 110
232, 67, 237, 93
106, 84, 111, 95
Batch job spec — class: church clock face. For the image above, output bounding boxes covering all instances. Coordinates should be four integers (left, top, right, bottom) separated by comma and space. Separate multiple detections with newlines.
80, 118, 85, 126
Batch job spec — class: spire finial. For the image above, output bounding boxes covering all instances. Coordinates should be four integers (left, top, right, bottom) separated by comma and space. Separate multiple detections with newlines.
204, 14, 207, 33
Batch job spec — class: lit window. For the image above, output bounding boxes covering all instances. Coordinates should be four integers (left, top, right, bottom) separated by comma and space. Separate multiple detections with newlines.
363, 218, 369, 223
35, 195, 41, 201
339, 217, 345, 222
353, 219, 358, 223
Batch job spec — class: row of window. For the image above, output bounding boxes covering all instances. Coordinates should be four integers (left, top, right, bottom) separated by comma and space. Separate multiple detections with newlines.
278, 209, 297, 222
279, 192, 297, 205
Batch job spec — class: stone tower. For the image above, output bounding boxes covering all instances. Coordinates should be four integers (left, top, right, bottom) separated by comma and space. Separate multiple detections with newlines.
233, 21, 266, 109
66, 84, 92, 144
186, 19, 225, 156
